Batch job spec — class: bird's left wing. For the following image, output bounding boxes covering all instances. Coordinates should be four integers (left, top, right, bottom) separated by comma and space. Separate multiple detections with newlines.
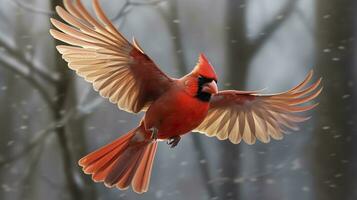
193, 70, 322, 144
50, 0, 173, 113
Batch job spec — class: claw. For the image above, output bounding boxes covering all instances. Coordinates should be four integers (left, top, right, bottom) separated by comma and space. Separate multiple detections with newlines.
167, 136, 181, 148
148, 127, 158, 140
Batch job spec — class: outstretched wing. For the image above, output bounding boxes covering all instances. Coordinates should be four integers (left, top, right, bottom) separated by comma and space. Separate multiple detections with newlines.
50, 0, 173, 113
194, 70, 322, 144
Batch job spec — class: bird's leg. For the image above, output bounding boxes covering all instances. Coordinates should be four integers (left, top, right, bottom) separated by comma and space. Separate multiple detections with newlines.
148, 127, 158, 140
167, 136, 181, 148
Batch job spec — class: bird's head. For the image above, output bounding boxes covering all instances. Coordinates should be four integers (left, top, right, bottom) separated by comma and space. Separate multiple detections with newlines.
184, 53, 218, 102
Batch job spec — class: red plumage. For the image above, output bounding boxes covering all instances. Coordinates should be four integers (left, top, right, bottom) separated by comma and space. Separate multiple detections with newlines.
79, 124, 157, 193
50, 0, 322, 194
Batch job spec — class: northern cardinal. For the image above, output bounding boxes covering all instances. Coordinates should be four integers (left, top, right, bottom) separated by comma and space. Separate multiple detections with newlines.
50, 0, 322, 194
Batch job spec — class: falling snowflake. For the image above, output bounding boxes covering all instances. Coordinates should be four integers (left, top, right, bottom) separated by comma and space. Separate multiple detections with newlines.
180, 161, 188, 166
323, 14, 331, 19
291, 159, 302, 170
1, 184, 11, 192
233, 177, 244, 183
302, 186, 310, 192
276, 15, 284, 20
265, 179, 275, 184
7, 141, 14, 146
155, 190, 164, 199
342, 94, 350, 99
331, 57, 340, 61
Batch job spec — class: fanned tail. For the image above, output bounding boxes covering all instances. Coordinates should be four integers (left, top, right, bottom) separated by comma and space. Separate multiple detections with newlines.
78, 125, 157, 193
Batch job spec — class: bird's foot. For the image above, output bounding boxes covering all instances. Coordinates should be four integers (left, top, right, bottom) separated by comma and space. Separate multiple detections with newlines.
167, 136, 181, 148
148, 127, 158, 140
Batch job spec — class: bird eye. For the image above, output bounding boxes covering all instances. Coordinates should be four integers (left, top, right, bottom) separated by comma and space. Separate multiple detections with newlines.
198, 75, 216, 84
198, 76, 205, 82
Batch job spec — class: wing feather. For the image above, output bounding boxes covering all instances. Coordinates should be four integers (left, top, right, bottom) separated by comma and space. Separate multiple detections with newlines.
50, 0, 173, 113
194, 70, 322, 144
216, 109, 232, 140
238, 110, 246, 139
228, 119, 241, 144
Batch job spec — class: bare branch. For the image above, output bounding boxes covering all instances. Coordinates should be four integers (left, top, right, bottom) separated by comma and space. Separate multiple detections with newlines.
77, 96, 104, 116
296, 7, 314, 35
250, 0, 299, 53
111, 0, 167, 22
130, 0, 167, 6
18, 144, 44, 198
111, 0, 131, 22
75, 85, 104, 116
0, 109, 75, 168
10, 0, 55, 16
0, 59, 54, 108
0, 39, 59, 84
41, 174, 65, 189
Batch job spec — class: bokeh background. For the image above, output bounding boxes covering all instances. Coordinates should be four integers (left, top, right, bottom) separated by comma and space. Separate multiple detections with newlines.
0, 0, 356, 199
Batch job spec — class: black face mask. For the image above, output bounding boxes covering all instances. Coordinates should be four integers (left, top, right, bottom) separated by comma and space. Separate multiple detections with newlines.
196, 76, 215, 102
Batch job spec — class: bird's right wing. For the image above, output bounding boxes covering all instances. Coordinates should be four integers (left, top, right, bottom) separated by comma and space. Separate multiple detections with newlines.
50, 0, 173, 113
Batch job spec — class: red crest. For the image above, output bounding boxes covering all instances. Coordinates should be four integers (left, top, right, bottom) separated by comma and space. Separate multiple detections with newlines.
192, 53, 218, 81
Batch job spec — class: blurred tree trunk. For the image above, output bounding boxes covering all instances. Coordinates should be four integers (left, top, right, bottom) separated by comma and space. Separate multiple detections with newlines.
350, 1, 357, 197
14, 9, 40, 199
223, 0, 298, 199
0, 6, 22, 198
313, 0, 354, 199
220, 1, 246, 199
226, 0, 249, 89
50, 0, 84, 199
0, 75, 15, 200
66, 84, 98, 200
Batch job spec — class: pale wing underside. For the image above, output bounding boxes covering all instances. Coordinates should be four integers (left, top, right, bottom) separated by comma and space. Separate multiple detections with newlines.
50, 0, 172, 113
194, 70, 322, 144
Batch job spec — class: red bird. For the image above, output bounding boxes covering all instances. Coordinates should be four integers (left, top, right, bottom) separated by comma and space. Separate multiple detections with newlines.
50, 0, 322, 194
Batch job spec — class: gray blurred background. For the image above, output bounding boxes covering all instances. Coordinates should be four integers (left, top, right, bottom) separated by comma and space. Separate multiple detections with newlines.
0, 0, 356, 199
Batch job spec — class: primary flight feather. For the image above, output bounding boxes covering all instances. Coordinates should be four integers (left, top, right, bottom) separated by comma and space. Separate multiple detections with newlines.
50, 0, 322, 194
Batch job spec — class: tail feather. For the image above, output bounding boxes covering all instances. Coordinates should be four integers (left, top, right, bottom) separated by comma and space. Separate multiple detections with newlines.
78, 126, 158, 193
79, 130, 135, 167
104, 145, 144, 187
91, 145, 131, 183
80, 131, 135, 177
132, 142, 158, 193
114, 147, 145, 189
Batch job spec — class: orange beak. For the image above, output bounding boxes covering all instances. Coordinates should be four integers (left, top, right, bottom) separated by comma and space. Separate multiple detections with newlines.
202, 80, 218, 94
